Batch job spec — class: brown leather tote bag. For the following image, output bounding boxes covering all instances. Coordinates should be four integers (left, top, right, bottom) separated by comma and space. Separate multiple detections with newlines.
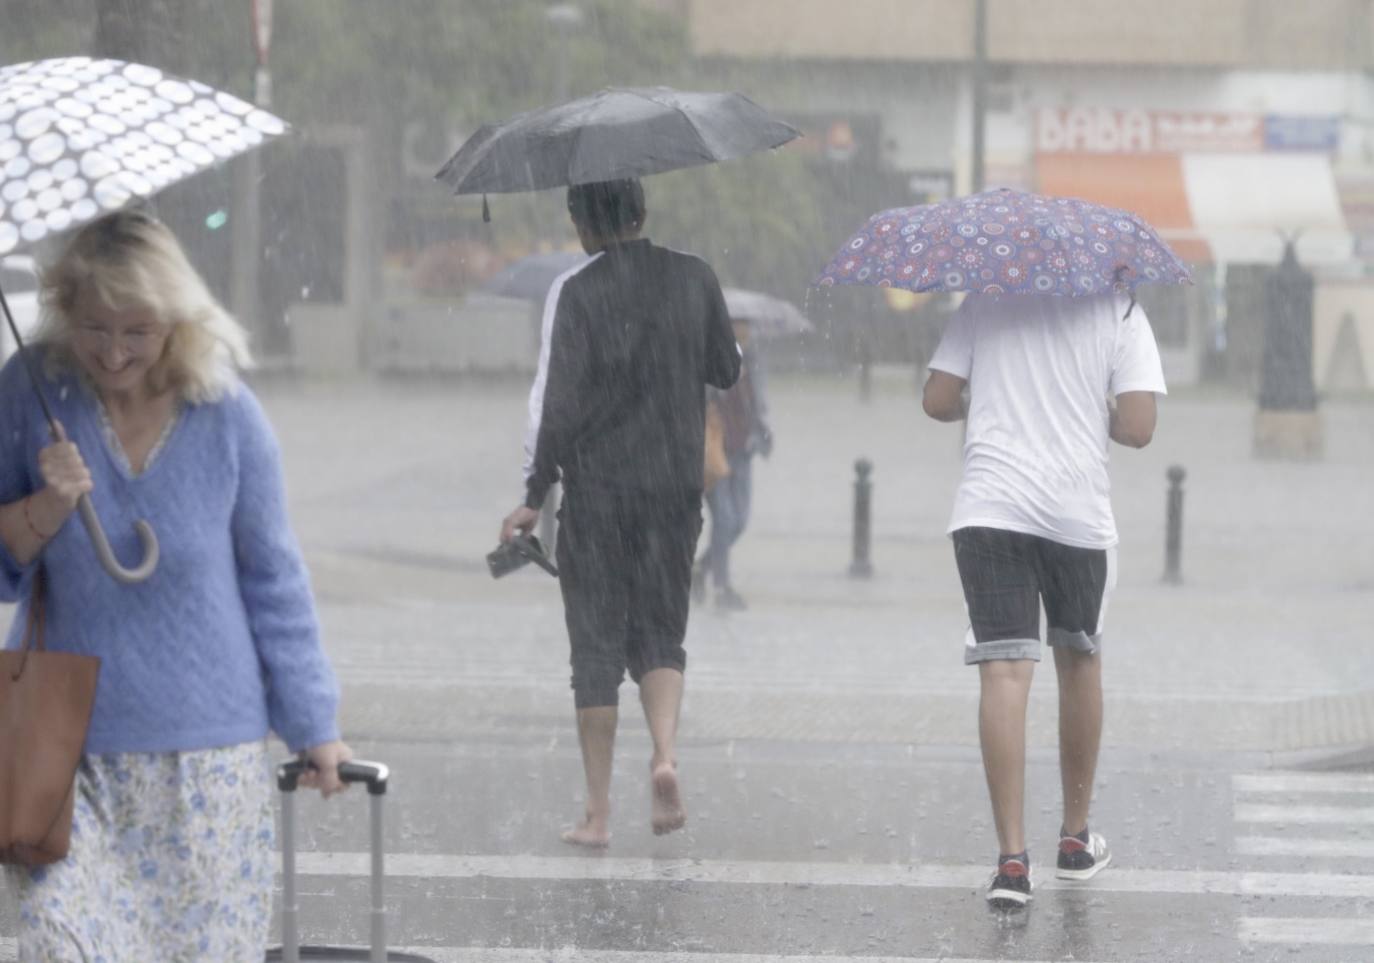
0, 570, 100, 867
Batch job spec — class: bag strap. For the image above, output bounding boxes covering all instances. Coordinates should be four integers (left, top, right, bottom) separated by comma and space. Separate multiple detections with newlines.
21, 567, 46, 654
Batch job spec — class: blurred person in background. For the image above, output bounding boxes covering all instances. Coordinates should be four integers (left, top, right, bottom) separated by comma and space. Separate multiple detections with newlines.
695, 316, 773, 611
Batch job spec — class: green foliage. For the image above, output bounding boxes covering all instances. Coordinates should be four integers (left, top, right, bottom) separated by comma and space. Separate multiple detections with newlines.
649, 148, 828, 304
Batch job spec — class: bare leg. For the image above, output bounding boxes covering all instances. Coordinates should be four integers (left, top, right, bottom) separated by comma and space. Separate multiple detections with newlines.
639, 667, 686, 835
978, 659, 1035, 856
563, 705, 616, 847
1053, 647, 1103, 837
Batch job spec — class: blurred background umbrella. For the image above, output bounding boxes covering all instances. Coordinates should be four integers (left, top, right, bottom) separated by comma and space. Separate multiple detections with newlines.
479, 250, 588, 301
722, 287, 813, 339
435, 86, 801, 211
814, 187, 1192, 303
0, 56, 288, 583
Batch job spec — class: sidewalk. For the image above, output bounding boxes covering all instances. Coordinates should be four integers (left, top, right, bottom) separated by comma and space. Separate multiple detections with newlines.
248, 371, 1374, 759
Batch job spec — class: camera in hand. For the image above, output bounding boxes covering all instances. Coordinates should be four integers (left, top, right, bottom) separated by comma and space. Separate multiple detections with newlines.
486, 533, 559, 579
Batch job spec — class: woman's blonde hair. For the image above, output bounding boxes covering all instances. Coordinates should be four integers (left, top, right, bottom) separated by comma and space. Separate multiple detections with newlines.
36, 208, 253, 403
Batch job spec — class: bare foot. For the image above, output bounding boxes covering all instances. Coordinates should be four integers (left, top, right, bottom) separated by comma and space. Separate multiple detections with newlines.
651, 762, 686, 835
560, 816, 610, 849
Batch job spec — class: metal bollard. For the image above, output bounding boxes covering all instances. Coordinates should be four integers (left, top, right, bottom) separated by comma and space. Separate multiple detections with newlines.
1163, 465, 1186, 584
849, 458, 874, 578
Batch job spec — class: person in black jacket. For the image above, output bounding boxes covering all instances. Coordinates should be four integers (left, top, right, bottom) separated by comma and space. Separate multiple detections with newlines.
501, 178, 740, 847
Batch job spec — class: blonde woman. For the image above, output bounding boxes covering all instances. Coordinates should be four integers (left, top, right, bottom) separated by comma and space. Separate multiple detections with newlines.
0, 209, 350, 961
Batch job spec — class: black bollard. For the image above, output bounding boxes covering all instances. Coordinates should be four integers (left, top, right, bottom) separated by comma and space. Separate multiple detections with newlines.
1163, 465, 1186, 585
849, 458, 874, 578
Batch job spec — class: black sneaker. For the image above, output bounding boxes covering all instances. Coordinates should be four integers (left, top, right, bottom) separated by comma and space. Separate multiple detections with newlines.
986, 856, 1032, 908
1056, 830, 1111, 880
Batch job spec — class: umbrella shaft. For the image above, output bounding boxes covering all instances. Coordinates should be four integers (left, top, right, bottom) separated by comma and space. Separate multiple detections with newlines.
0, 284, 59, 437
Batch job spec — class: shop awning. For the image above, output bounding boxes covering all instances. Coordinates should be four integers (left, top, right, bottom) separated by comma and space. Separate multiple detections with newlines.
1036, 152, 1208, 262
1181, 153, 1352, 265
1036, 151, 1353, 265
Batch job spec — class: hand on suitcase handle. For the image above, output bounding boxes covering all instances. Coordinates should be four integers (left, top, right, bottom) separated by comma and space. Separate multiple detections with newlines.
277, 758, 389, 795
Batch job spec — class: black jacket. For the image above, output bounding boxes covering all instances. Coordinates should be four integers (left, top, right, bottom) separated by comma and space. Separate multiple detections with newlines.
525, 239, 741, 508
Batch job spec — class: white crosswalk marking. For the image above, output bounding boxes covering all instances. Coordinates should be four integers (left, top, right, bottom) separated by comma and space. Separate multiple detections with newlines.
1237, 918, 1374, 947
288, 851, 1374, 899
1233, 802, 1374, 824
0, 936, 1124, 963
387, 953, 1114, 963
1232, 772, 1374, 794
1231, 771, 1374, 951
1235, 836, 1374, 857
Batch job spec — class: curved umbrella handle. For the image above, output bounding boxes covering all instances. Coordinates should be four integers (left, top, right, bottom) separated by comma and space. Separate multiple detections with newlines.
75, 494, 159, 584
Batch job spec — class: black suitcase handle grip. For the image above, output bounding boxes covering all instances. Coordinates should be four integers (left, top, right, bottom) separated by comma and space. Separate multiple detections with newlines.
277, 758, 389, 795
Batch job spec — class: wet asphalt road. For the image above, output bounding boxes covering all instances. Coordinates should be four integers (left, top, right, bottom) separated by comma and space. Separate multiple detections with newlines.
3, 378, 1372, 961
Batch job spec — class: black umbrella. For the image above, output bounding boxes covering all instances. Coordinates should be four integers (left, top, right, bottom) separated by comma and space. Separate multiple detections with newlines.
479, 251, 588, 301
435, 86, 800, 204
0, 57, 288, 583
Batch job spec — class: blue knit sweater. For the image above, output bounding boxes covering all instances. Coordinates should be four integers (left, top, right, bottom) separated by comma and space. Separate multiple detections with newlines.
0, 351, 339, 755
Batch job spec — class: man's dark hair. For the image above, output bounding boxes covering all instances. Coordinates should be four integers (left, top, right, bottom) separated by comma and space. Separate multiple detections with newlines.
567, 178, 646, 238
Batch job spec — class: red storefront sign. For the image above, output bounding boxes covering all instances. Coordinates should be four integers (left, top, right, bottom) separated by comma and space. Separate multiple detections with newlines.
1037, 107, 1263, 154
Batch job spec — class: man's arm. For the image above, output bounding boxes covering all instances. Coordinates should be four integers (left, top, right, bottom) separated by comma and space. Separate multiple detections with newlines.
524, 297, 590, 510
922, 370, 968, 422
1110, 391, 1157, 448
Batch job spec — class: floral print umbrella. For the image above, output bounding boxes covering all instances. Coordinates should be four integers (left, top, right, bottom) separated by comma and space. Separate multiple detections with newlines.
815, 188, 1192, 298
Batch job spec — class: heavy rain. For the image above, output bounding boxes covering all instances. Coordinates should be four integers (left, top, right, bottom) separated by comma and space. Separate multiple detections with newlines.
1, 2, 1372, 962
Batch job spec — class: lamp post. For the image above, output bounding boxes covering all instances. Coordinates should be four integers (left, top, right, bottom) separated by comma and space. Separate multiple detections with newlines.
232, 0, 272, 350
547, 3, 585, 102
537, 4, 583, 551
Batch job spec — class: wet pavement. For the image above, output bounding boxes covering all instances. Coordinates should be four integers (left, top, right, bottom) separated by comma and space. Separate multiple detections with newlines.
2, 371, 1372, 961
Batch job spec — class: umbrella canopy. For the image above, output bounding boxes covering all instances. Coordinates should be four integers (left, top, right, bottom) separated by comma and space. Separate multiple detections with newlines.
814, 188, 1192, 299
0, 57, 288, 583
435, 86, 800, 196
0, 57, 286, 256
479, 251, 589, 301
722, 287, 813, 338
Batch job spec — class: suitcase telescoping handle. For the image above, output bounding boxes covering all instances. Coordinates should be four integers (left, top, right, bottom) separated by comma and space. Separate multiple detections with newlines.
276, 758, 391, 963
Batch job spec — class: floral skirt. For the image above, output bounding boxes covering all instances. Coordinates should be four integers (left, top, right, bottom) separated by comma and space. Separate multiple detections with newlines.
5, 741, 275, 963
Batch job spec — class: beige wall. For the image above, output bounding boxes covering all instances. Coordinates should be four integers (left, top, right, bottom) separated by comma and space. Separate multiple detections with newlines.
689, 0, 1374, 68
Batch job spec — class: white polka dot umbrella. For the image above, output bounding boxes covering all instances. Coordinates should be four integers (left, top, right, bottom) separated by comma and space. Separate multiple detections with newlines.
0, 56, 287, 256
0, 58, 286, 584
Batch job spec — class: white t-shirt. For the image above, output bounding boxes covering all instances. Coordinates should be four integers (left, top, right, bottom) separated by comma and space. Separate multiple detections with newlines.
928, 292, 1167, 549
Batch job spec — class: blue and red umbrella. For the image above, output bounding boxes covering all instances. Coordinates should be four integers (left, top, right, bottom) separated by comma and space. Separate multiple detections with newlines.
815, 187, 1192, 299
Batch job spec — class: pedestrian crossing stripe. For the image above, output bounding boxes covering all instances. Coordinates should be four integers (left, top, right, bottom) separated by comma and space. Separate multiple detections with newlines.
0, 935, 1116, 963
288, 852, 1374, 899
1238, 917, 1374, 946
1233, 803, 1374, 825
1232, 772, 1374, 794
1235, 836, 1374, 857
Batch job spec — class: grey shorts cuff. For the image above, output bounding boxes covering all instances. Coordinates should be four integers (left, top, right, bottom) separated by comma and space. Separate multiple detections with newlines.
1048, 627, 1102, 655
965, 638, 1041, 665
572, 685, 621, 710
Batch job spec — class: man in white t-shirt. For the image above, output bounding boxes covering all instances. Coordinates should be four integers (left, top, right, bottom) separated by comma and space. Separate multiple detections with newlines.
923, 291, 1166, 909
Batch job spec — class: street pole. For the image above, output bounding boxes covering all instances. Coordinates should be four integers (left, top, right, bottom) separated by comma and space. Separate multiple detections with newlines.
547, 3, 585, 103
970, 0, 988, 193
232, 0, 272, 351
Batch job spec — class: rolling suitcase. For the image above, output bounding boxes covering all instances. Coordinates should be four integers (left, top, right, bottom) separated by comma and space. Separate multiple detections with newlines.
266, 758, 437, 963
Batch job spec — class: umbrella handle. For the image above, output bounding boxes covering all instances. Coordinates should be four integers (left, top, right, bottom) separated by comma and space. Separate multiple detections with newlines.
5, 284, 161, 584
75, 494, 159, 584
